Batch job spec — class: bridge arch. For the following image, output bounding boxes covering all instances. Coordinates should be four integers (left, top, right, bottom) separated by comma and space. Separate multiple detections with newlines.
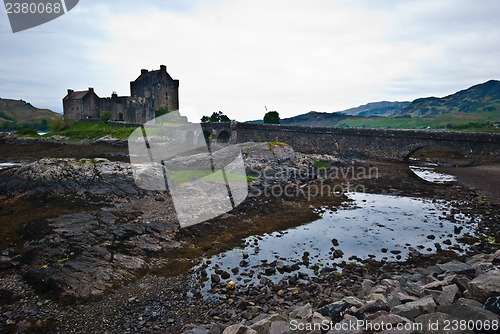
217, 130, 231, 143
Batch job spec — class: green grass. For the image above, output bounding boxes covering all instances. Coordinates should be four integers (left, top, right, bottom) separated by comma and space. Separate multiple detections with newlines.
313, 160, 331, 168
47, 122, 136, 140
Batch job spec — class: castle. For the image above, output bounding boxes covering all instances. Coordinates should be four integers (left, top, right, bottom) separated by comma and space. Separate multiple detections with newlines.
63, 65, 179, 124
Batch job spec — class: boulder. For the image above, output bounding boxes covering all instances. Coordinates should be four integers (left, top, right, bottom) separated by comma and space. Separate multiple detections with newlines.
437, 298, 499, 323
435, 261, 472, 275
391, 296, 436, 321
415, 312, 473, 334
464, 270, 500, 303
437, 284, 459, 306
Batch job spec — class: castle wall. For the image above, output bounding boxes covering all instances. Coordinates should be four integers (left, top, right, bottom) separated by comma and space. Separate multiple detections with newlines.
64, 66, 179, 125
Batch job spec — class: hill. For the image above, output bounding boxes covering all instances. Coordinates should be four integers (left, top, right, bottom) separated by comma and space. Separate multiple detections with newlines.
339, 101, 411, 117
0, 98, 62, 130
254, 80, 499, 130
396, 80, 500, 118
280, 111, 349, 126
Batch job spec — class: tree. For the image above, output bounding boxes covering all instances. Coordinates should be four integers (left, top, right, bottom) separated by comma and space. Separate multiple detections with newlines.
155, 106, 170, 118
202, 111, 231, 123
263, 111, 280, 124
100, 111, 112, 124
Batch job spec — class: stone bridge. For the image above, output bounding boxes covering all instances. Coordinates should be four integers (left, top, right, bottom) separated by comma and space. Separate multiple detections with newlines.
201, 122, 500, 163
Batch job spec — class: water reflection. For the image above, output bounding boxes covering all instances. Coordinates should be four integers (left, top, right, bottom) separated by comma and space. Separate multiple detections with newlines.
410, 165, 457, 184
194, 192, 479, 292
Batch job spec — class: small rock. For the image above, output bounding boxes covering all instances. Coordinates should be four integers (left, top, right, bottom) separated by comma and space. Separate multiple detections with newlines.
211, 274, 221, 284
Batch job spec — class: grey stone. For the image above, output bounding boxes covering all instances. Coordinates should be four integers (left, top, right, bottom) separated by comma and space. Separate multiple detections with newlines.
326, 314, 363, 334
358, 299, 390, 314
404, 282, 424, 297
435, 261, 472, 274
289, 303, 313, 320
269, 321, 290, 334
342, 296, 364, 308
437, 298, 499, 323
437, 284, 459, 306
415, 312, 473, 334
391, 296, 436, 321
222, 324, 257, 334
465, 270, 500, 303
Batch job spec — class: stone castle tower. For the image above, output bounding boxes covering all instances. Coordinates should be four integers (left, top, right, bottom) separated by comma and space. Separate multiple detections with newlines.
63, 65, 179, 124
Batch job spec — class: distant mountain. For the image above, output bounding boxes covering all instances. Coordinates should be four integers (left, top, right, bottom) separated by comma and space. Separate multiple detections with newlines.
279, 111, 349, 126
0, 98, 62, 127
396, 80, 500, 118
247, 80, 500, 130
338, 101, 411, 117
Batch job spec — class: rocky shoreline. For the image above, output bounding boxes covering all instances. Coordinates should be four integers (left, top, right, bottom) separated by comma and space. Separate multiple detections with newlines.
0, 139, 498, 333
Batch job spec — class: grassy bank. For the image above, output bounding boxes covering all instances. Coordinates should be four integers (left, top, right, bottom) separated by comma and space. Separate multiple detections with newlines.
46, 122, 136, 140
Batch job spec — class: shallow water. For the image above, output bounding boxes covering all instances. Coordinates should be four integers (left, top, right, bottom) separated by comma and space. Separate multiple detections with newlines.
194, 192, 479, 292
409, 165, 457, 184
0, 162, 23, 170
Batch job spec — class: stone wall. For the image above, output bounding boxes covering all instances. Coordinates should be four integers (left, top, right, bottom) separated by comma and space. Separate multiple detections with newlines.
201, 123, 500, 163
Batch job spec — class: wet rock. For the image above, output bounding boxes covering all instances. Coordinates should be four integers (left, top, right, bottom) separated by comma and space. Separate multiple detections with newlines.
464, 270, 500, 303
319, 301, 349, 320
484, 296, 500, 315
211, 274, 221, 284
391, 296, 436, 321
435, 260, 472, 275
219, 271, 231, 280
437, 284, 459, 306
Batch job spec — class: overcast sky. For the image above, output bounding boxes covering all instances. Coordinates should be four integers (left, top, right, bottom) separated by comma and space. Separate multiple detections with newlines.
1, 0, 499, 121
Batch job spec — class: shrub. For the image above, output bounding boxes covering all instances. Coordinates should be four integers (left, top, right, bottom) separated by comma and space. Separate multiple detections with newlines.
48, 118, 70, 132
17, 127, 38, 136
100, 111, 112, 124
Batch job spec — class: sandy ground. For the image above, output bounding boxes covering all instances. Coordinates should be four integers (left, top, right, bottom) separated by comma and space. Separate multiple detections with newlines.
439, 163, 500, 203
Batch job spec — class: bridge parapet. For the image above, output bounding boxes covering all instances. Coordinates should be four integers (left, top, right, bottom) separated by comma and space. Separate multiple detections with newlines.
200, 122, 500, 163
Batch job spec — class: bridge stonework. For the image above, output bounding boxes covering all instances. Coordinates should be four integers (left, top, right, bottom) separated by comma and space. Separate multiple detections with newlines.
201, 123, 500, 164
